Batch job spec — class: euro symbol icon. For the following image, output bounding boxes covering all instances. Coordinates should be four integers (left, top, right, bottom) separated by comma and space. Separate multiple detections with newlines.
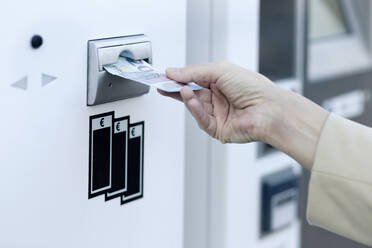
116, 122, 121, 132
100, 118, 105, 127
131, 128, 135, 137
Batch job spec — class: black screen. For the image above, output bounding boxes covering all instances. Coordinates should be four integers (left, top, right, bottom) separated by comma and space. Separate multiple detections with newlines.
125, 136, 141, 196
92, 127, 111, 191
105, 131, 127, 200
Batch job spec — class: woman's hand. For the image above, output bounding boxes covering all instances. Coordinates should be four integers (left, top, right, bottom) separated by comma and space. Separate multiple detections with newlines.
159, 63, 279, 143
159, 62, 329, 170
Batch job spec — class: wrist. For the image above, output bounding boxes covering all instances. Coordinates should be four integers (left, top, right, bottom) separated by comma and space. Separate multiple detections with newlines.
263, 86, 329, 170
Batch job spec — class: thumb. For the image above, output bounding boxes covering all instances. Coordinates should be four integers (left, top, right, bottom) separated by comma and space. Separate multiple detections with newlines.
166, 64, 225, 88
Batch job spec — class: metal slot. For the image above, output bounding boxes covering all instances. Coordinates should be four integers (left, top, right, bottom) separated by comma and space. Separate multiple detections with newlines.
87, 34, 151, 106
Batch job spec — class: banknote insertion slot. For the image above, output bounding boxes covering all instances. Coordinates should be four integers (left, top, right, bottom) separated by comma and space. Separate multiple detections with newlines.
98, 42, 152, 71
87, 34, 151, 106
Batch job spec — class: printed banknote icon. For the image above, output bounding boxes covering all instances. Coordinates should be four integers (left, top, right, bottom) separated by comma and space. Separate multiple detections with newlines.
104, 57, 202, 92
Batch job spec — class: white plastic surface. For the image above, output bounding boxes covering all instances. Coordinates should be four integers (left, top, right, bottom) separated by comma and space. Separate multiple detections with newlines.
0, 1, 186, 247
185, 0, 303, 248
210, 0, 302, 246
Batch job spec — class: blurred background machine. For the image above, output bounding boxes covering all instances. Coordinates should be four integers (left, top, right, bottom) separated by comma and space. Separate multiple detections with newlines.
301, 0, 372, 248
185, 0, 305, 248
185, 0, 372, 248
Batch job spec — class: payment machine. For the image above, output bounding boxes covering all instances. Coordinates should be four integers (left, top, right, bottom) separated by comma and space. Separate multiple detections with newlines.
301, 1, 372, 248
0, 1, 187, 247
185, 0, 305, 248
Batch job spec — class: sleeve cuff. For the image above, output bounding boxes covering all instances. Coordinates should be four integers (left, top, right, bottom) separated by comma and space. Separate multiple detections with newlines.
307, 114, 372, 246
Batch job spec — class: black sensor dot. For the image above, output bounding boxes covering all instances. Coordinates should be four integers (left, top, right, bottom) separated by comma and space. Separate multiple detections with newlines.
31, 35, 43, 49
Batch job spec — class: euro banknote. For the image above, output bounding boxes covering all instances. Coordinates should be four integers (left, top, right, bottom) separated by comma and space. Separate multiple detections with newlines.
104, 57, 202, 92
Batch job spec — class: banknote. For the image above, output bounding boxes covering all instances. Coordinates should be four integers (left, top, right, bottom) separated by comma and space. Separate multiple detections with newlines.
104, 57, 202, 92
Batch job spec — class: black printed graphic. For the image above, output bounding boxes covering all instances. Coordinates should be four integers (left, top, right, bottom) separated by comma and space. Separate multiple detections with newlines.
105, 117, 129, 201
88, 112, 144, 206
89, 112, 114, 199
121, 122, 144, 205
92, 128, 111, 190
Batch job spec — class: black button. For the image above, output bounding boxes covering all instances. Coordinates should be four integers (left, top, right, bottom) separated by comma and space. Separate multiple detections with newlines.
31, 35, 43, 49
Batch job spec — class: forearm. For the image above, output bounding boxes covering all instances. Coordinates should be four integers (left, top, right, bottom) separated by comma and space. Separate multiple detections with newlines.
263, 86, 330, 170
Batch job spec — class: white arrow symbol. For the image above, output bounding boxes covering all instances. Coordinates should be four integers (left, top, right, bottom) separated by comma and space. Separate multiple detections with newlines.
11, 76, 28, 90
41, 73, 57, 87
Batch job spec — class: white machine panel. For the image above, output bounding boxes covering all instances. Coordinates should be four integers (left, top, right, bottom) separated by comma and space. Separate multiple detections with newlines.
0, 1, 186, 247
185, 0, 303, 248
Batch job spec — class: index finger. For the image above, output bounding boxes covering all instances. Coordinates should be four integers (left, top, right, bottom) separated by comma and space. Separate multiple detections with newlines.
166, 63, 225, 89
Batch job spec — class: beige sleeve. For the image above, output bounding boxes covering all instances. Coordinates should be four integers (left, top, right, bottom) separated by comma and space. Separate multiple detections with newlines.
307, 114, 372, 246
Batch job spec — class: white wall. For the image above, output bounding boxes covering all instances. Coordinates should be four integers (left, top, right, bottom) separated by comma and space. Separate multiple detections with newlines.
0, 1, 187, 247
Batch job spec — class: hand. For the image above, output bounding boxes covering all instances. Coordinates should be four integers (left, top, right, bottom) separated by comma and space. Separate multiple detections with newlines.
159, 62, 279, 143
159, 62, 329, 170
